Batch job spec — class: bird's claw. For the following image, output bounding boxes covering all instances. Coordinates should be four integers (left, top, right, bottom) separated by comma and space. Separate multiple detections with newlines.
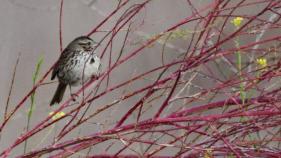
71, 93, 79, 101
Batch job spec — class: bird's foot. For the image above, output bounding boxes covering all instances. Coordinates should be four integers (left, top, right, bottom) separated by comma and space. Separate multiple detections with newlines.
91, 75, 99, 80
71, 93, 79, 102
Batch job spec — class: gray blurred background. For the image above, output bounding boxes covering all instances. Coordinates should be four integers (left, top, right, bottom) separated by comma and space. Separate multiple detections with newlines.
0, 0, 275, 157
0, 0, 199, 156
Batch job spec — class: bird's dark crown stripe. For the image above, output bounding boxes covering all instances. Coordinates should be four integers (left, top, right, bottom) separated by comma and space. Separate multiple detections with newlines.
75, 36, 93, 41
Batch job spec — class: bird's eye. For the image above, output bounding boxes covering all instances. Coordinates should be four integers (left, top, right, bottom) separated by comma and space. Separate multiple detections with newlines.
87, 42, 91, 45
90, 58, 95, 64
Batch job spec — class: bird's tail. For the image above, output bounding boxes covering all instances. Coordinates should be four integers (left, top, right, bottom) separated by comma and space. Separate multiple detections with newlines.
50, 83, 67, 106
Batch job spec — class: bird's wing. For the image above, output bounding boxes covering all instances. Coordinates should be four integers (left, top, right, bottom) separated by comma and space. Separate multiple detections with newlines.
51, 49, 68, 80
51, 65, 58, 80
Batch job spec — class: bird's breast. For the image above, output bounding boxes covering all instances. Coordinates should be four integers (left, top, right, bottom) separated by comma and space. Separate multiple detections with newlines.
70, 53, 101, 85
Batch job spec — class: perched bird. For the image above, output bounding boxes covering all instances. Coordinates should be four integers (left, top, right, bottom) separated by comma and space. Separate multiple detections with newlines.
50, 36, 101, 106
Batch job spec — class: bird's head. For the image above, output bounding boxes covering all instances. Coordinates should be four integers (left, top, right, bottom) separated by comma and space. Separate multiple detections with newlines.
68, 36, 98, 51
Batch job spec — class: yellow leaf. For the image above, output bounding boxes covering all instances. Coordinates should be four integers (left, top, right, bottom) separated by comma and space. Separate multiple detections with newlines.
49, 111, 66, 120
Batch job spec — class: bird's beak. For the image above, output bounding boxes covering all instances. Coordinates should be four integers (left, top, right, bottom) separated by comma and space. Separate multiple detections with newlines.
92, 41, 100, 48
